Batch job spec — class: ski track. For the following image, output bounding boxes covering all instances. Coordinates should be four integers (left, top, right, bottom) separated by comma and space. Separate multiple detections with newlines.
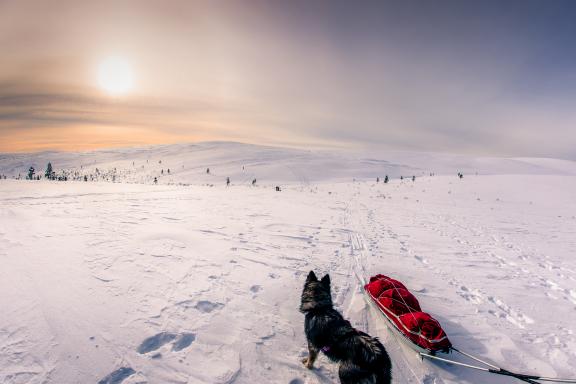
0, 175, 575, 383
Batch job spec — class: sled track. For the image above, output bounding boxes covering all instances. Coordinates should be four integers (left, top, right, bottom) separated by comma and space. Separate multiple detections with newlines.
347, 231, 445, 384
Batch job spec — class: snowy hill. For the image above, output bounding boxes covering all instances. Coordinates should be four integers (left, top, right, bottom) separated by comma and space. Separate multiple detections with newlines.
1, 142, 575, 186
1, 143, 576, 384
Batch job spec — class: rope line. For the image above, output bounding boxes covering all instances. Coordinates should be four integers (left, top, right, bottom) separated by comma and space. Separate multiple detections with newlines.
420, 351, 576, 383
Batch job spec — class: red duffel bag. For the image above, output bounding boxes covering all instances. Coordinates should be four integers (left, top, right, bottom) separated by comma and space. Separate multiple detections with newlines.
377, 288, 421, 316
398, 311, 452, 351
366, 275, 407, 297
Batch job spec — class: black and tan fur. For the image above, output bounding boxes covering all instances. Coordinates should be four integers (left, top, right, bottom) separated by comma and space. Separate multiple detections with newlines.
300, 271, 392, 384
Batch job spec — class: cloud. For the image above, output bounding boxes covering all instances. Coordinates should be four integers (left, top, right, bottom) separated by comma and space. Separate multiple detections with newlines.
1, 0, 576, 158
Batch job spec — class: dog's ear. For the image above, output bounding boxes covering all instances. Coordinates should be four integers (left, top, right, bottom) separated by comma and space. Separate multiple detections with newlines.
320, 274, 330, 288
306, 270, 318, 282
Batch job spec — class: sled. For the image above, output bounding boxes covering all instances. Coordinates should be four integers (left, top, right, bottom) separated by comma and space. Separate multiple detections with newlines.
364, 274, 451, 354
358, 273, 576, 383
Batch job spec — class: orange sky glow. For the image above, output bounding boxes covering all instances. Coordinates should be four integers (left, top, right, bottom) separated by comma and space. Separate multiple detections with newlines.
2, 0, 576, 158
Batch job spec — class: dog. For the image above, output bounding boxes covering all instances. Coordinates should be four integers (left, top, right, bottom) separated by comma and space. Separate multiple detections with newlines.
300, 271, 392, 384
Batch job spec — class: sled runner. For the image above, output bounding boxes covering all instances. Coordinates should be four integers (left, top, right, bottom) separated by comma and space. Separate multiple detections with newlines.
359, 273, 576, 383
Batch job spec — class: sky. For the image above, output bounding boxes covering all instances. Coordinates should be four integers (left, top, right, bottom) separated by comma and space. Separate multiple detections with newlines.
1, 0, 576, 158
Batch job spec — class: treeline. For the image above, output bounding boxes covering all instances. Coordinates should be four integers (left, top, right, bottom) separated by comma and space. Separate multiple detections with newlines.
19, 162, 123, 182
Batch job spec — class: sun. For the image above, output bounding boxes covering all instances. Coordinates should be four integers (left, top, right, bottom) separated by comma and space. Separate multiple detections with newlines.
97, 57, 134, 95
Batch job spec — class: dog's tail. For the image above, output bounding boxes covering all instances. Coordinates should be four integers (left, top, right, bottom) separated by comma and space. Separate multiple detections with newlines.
356, 334, 386, 364
338, 359, 391, 384
356, 334, 392, 384
375, 366, 392, 384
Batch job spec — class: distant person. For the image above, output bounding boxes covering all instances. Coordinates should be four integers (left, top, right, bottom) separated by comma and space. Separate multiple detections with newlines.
226, 177, 230, 186
252, 178, 257, 186
412, 176, 415, 182
400, 176, 403, 181
384, 175, 389, 184
276, 186, 281, 191
206, 168, 210, 174
376, 177, 380, 183
154, 177, 158, 184
84, 175, 88, 182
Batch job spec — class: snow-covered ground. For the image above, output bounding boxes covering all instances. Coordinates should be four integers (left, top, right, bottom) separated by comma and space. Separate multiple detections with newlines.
1, 143, 576, 383
2, 142, 576, 187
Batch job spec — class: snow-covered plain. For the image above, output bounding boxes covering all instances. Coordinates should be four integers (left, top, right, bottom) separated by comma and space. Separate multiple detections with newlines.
1, 142, 576, 384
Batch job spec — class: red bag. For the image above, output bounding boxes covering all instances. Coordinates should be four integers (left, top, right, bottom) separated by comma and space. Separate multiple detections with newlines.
365, 274, 452, 352
377, 288, 421, 316
366, 275, 407, 297
398, 311, 451, 351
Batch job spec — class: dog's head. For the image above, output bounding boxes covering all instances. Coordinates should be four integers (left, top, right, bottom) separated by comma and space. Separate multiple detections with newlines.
300, 270, 332, 313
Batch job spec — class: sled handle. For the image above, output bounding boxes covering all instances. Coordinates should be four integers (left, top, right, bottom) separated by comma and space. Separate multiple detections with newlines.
420, 351, 576, 383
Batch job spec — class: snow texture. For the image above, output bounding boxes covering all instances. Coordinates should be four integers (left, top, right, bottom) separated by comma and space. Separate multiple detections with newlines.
1, 142, 575, 383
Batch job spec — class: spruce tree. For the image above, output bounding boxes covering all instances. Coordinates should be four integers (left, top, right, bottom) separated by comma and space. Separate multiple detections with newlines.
45, 163, 53, 180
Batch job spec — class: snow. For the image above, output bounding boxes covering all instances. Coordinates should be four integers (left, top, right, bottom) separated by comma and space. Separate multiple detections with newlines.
2, 142, 575, 187
1, 142, 576, 383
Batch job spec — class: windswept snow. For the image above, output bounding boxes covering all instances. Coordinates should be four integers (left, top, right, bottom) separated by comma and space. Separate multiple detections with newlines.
1, 143, 576, 383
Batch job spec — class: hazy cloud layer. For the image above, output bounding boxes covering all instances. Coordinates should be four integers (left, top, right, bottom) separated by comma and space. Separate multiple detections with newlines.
1, 0, 575, 158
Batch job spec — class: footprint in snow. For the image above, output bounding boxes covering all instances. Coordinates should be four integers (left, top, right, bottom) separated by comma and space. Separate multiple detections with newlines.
172, 333, 196, 351
195, 300, 224, 313
98, 367, 135, 384
414, 255, 428, 264
137, 332, 177, 354
137, 332, 196, 354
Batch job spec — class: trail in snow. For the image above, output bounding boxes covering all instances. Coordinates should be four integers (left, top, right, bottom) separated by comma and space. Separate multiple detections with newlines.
0, 170, 575, 383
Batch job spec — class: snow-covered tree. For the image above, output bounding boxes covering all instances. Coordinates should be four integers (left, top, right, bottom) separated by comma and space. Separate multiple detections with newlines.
45, 163, 53, 179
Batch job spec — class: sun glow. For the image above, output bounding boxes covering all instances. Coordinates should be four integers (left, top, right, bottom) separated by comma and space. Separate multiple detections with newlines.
97, 57, 134, 95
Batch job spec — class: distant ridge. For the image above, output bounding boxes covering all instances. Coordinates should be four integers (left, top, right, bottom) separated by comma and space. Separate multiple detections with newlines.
1, 141, 575, 184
